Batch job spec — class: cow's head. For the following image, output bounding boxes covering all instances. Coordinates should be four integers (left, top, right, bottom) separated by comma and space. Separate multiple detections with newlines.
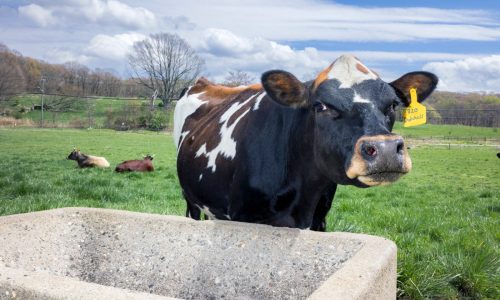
67, 149, 81, 161
261, 54, 437, 187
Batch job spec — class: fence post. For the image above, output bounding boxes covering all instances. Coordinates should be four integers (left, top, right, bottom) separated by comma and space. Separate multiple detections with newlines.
39, 77, 46, 128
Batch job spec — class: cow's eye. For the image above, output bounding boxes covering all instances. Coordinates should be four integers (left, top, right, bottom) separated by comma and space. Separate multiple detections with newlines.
314, 102, 341, 119
314, 102, 328, 112
384, 103, 396, 115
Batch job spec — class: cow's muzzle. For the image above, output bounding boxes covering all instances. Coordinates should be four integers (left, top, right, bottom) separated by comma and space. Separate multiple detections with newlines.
346, 135, 412, 186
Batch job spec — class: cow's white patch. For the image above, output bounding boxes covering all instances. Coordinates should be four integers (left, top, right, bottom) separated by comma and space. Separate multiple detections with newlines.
327, 55, 378, 88
197, 205, 217, 220
198, 174, 203, 181
173, 89, 207, 149
195, 143, 207, 158
178, 131, 190, 150
252, 92, 266, 111
196, 93, 258, 172
224, 214, 231, 220
353, 92, 372, 104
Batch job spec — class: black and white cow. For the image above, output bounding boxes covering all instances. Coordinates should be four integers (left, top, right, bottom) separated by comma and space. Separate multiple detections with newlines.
174, 54, 437, 231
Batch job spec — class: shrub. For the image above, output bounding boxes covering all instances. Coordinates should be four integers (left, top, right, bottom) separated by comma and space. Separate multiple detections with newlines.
148, 110, 167, 130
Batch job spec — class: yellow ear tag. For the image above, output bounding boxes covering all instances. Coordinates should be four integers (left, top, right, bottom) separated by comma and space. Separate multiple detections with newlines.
403, 88, 426, 127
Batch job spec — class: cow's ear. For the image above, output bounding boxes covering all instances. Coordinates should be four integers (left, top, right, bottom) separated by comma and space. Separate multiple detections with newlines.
390, 71, 438, 106
262, 70, 308, 108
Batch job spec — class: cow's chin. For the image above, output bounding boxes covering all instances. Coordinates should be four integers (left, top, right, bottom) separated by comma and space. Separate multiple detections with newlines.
355, 172, 406, 187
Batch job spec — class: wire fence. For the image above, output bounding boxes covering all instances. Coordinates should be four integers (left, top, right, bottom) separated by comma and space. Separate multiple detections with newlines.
1, 93, 499, 130
394, 109, 499, 127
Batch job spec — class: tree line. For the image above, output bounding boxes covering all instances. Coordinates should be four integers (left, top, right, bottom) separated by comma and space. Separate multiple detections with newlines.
0, 33, 210, 106
0, 43, 152, 100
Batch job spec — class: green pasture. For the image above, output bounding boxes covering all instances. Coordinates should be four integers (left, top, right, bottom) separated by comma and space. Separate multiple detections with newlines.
0, 127, 498, 299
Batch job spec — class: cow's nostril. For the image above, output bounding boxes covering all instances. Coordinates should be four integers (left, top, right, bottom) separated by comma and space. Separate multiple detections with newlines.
364, 145, 377, 157
396, 140, 404, 154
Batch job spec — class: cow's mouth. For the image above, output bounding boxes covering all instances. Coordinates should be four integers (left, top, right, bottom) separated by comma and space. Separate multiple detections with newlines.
357, 171, 407, 186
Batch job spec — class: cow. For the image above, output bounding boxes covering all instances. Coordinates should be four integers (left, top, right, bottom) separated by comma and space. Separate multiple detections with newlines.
174, 54, 438, 231
115, 155, 154, 172
67, 149, 110, 168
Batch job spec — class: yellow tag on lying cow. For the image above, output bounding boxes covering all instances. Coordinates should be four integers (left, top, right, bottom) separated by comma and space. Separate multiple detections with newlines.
403, 88, 426, 127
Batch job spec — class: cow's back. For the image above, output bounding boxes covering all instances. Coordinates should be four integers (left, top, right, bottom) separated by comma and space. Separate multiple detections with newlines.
85, 155, 110, 168
174, 78, 262, 149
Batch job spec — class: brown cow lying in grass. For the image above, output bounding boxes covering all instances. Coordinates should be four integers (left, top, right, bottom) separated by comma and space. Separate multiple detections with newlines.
67, 149, 110, 168
115, 155, 154, 172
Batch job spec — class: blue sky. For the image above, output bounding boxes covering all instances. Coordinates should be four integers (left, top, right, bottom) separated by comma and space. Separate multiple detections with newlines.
1, 0, 499, 92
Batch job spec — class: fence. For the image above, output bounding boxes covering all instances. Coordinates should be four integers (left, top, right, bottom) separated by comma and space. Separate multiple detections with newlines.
394, 108, 500, 127
1, 93, 499, 130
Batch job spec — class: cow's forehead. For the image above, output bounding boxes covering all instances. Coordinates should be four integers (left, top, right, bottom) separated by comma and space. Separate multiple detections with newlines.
314, 55, 397, 110
314, 54, 378, 90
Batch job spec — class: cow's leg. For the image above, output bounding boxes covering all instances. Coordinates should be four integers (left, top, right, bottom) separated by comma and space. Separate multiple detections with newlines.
310, 184, 337, 232
185, 201, 201, 220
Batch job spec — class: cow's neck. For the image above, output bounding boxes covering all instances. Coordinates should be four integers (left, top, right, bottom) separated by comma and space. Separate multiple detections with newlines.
277, 109, 335, 228
76, 153, 88, 165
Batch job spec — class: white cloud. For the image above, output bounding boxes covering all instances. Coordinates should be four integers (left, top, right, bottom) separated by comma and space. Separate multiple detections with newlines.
318, 50, 485, 64
188, 28, 328, 82
85, 32, 146, 60
43, 48, 90, 64
102, 0, 157, 28
423, 55, 500, 92
18, 4, 56, 27
142, 0, 500, 42
189, 28, 496, 83
19, 0, 158, 29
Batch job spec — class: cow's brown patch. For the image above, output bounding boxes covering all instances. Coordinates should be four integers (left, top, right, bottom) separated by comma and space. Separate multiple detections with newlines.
313, 63, 334, 91
189, 77, 262, 103
356, 63, 370, 74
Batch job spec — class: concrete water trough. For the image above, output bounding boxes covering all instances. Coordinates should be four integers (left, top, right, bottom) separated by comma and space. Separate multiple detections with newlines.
0, 208, 396, 299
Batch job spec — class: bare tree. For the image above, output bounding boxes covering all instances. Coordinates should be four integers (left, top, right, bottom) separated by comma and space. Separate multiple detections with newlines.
223, 70, 255, 87
0, 44, 26, 100
128, 33, 204, 105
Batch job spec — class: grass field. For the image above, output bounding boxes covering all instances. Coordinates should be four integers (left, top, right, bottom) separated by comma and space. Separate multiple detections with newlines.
0, 127, 498, 299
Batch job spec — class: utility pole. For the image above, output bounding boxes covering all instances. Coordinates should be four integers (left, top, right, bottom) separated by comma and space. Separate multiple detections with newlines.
151, 89, 158, 110
39, 77, 46, 128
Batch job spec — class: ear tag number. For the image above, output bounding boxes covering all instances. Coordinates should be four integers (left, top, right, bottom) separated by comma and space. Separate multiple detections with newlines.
403, 88, 426, 127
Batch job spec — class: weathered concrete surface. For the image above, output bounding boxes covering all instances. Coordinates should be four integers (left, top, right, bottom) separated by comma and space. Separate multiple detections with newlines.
0, 208, 396, 299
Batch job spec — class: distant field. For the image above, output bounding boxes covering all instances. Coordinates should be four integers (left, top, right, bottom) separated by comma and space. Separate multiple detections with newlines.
0, 128, 498, 299
393, 122, 500, 139
1, 94, 169, 129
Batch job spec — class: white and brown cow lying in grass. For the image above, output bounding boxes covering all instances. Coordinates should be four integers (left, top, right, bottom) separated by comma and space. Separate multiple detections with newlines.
67, 149, 110, 168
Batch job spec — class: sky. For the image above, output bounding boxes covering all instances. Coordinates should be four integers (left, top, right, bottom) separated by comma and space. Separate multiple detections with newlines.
1, 0, 499, 92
